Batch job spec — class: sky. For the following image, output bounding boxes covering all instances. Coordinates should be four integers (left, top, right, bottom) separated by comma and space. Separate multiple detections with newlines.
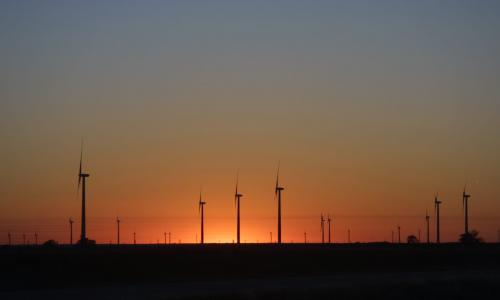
1, 0, 500, 244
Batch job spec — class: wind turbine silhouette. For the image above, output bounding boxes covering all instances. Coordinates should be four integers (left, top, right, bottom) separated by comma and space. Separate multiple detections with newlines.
463, 186, 471, 235
77, 141, 90, 245
397, 225, 401, 244
320, 214, 325, 244
133, 232, 136, 245
434, 195, 442, 243
69, 218, 74, 245
35, 232, 38, 245
234, 171, 243, 244
425, 210, 430, 244
164, 232, 167, 245
327, 214, 332, 244
116, 217, 121, 245
199, 191, 206, 244
275, 165, 284, 244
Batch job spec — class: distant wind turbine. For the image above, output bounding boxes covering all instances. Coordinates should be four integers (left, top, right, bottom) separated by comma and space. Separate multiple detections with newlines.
169, 232, 171, 244
8, 232, 11, 246
463, 187, 471, 235
199, 191, 206, 244
69, 218, 74, 245
397, 225, 401, 244
234, 171, 243, 244
320, 214, 325, 244
133, 232, 136, 245
425, 210, 430, 244
164, 232, 167, 245
435, 195, 442, 243
327, 214, 332, 244
77, 141, 90, 245
275, 164, 284, 244
116, 217, 121, 245
304, 231, 307, 243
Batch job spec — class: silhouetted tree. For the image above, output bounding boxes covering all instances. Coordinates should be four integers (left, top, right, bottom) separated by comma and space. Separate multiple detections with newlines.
42, 240, 58, 247
407, 235, 419, 244
459, 230, 483, 244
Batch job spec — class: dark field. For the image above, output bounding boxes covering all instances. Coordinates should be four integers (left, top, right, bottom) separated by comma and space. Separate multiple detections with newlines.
2, 243, 500, 299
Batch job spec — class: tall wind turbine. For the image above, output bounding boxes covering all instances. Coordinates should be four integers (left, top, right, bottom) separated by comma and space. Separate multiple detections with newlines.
234, 171, 243, 244
463, 187, 471, 235
434, 195, 442, 243
425, 210, 430, 244
35, 233, 38, 245
198, 192, 206, 244
116, 217, 121, 245
320, 214, 325, 244
275, 165, 284, 244
69, 218, 74, 245
77, 141, 90, 245
327, 215, 332, 244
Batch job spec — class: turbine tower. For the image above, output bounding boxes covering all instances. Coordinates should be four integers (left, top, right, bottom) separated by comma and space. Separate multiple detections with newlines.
77, 141, 90, 245
198, 192, 206, 244
397, 225, 401, 244
234, 171, 243, 244
275, 165, 284, 244
69, 218, 74, 245
327, 214, 332, 243
116, 217, 121, 245
320, 214, 325, 243
435, 195, 442, 243
425, 210, 430, 244
463, 187, 471, 235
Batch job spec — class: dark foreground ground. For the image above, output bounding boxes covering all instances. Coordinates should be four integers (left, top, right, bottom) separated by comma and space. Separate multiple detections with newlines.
1, 243, 500, 299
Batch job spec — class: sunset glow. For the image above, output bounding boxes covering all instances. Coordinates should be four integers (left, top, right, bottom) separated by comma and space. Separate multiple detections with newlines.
1, 1, 499, 245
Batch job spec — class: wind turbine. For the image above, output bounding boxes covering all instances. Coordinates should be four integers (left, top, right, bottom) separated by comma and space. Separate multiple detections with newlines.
304, 232, 307, 244
275, 165, 284, 244
35, 233, 38, 245
133, 232, 136, 245
77, 141, 90, 245
234, 171, 243, 244
463, 187, 471, 235
116, 217, 121, 245
434, 195, 442, 243
8, 232, 11, 246
397, 225, 401, 244
327, 214, 332, 244
69, 218, 74, 245
198, 191, 206, 244
164, 232, 167, 245
320, 214, 325, 244
425, 210, 430, 244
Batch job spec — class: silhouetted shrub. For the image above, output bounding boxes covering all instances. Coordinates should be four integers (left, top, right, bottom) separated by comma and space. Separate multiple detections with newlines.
459, 230, 483, 244
407, 235, 419, 244
42, 240, 59, 247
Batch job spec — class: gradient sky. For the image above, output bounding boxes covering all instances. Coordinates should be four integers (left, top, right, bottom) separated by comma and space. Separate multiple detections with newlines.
1, 0, 500, 244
